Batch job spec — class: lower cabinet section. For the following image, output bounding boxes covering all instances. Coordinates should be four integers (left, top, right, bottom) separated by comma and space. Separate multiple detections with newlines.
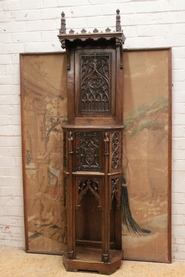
63, 126, 123, 274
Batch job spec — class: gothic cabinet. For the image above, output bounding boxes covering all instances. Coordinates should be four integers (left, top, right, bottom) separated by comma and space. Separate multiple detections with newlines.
58, 10, 125, 274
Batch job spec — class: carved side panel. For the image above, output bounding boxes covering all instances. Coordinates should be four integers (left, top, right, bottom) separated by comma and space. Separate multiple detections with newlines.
75, 131, 103, 171
111, 131, 123, 172
111, 132, 119, 169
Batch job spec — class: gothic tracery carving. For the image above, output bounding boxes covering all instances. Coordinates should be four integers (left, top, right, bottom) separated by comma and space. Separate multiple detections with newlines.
75, 132, 102, 171
77, 177, 100, 206
111, 132, 119, 169
79, 53, 112, 113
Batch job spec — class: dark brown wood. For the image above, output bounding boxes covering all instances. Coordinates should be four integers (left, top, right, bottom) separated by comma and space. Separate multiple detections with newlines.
58, 10, 125, 274
63, 247, 122, 274
60, 12, 66, 35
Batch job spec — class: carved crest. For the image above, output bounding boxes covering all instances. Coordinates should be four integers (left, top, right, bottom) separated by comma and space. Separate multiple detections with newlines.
75, 132, 102, 171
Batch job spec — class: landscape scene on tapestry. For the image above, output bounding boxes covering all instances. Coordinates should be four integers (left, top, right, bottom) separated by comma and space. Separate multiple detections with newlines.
121, 50, 170, 262
21, 54, 67, 253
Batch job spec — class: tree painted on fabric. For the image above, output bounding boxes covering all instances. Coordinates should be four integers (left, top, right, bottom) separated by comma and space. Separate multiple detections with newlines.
122, 97, 168, 235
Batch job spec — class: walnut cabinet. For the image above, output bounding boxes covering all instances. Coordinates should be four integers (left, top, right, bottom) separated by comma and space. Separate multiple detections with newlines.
58, 10, 125, 274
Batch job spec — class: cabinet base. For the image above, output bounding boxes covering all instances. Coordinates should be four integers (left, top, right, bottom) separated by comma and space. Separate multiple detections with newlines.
63, 246, 122, 275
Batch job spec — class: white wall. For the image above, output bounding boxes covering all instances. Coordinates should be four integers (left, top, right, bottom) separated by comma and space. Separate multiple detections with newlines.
0, 0, 185, 261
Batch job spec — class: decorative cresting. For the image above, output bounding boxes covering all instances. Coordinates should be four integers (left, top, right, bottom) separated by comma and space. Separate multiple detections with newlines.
59, 9, 123, 38
58, 9, 125, 71
80, 53, 112, 113
59, 9, 122, 34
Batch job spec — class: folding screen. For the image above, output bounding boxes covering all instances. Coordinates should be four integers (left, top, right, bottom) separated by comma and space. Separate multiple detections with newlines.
20, 53, 67, 254
122, 49, 171, 262
20, 49, 171, 261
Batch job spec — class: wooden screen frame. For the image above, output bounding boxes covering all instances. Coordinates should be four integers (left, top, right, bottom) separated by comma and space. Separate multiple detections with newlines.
122, 48, 172, 263
20, 52, 67, 254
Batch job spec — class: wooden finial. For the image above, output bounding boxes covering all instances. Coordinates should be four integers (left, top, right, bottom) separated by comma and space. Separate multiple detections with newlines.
81, 28, 87, 34
105, 27, 111, 32
93, 28, 99, 33
116, 9, 121, 32
60, 11, 66, 34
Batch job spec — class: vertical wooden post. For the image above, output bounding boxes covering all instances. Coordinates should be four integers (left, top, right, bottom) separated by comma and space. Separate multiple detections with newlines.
102, 132, 110, 262
67, 131, 75, 259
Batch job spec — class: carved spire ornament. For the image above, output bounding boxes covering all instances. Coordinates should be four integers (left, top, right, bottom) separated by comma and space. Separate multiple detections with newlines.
60, 11, 66, 34
58, 10, 125, 274
116, 9, 122, 32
